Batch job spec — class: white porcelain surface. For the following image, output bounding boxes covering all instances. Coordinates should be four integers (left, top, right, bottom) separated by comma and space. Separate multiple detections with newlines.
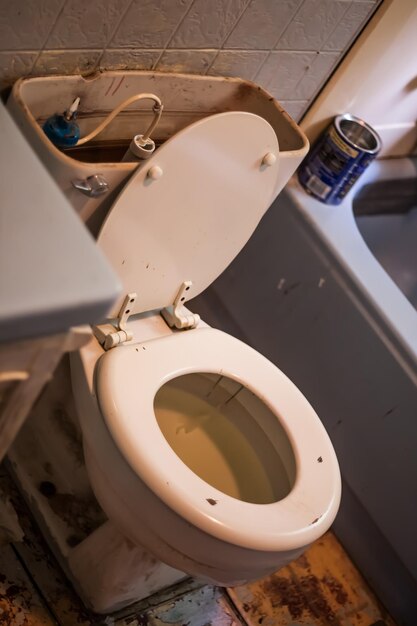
8, 72, 308, 232
61, 101, 339, 587
97, 327, 340, 552
70, 312, 340, 585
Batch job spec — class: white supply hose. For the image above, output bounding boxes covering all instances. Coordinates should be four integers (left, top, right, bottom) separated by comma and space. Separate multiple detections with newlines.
76, 93, 163, 146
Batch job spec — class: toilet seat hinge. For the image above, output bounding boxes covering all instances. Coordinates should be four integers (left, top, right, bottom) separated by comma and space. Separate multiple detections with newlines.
93, 293, 137, 350
161, 281, 200, 330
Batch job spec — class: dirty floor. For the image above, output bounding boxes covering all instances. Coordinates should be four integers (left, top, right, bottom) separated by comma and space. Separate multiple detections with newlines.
0, 468, 395, 626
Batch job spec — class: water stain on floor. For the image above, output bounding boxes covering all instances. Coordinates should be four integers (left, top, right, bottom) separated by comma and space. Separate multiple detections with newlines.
0, 468, 396, 626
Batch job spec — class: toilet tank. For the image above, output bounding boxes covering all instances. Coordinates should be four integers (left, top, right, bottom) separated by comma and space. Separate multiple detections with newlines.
8, 71, 308, 234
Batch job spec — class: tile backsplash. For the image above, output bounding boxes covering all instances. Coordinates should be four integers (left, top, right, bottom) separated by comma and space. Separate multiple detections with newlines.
0, 0, 379, 121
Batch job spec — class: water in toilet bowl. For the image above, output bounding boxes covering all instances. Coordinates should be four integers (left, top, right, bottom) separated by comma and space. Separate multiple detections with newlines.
154, 373, 296, 505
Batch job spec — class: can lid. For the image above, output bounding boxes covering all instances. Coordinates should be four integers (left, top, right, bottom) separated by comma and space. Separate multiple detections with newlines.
335, 114, 382, 155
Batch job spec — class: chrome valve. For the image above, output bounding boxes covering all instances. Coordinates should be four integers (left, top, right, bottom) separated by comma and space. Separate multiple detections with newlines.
71, 174, 109, 197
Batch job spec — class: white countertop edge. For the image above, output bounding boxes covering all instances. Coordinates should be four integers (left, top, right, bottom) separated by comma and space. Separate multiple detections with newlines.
286, 158, 417, 366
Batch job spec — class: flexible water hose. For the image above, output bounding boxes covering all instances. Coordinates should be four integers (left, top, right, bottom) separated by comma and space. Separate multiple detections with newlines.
76, 93, 163, 146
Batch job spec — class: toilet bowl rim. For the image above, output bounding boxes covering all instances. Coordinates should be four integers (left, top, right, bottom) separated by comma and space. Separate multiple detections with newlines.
95, 327, 341, 552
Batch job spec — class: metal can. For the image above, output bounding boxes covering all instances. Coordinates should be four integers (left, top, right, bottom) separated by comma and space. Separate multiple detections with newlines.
298, 114, 382, 205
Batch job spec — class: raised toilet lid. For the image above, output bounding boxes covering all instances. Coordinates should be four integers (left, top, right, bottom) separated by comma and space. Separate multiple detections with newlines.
98, 111, 279, 318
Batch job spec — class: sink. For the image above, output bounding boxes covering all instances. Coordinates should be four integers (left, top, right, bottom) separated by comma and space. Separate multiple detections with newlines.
288, 157, 417, 369
353, 176, 417, 310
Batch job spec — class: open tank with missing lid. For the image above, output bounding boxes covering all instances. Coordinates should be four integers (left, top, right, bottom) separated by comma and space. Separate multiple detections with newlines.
10, 71, 307, 162
7, 71, 309, 231
154, 372, 296, 505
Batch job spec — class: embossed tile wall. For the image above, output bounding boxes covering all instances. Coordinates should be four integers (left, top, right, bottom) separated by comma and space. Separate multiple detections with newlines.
0, 0, 379, 120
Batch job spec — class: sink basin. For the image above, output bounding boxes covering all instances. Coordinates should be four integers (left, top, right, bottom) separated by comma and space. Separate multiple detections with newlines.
289, 157, 417, 369
353, 176, 417, 310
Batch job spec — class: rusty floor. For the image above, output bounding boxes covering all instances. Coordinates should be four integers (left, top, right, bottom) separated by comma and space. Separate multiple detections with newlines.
0, 469, 395, 626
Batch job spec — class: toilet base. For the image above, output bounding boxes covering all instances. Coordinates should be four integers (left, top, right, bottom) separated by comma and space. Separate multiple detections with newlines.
7, 357, 185, 614
68, 521, 186, 613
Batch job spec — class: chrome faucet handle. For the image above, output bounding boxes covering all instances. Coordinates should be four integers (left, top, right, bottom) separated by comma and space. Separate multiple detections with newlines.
71, 174, 109, 197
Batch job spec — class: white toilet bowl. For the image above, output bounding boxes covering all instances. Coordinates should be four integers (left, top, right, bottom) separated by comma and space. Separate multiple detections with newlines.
71, 319, 340, 585
70, 110, 341, 587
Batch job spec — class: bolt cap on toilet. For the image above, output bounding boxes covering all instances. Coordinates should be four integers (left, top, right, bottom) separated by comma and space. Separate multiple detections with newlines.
262, 152, 277, 166
147, 165, 163, 180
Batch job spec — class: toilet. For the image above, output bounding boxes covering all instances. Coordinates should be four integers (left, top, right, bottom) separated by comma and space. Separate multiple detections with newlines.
70, 111, 341, 588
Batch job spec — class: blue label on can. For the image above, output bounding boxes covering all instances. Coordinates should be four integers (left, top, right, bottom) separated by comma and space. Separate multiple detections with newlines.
298, 122, 378, 205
